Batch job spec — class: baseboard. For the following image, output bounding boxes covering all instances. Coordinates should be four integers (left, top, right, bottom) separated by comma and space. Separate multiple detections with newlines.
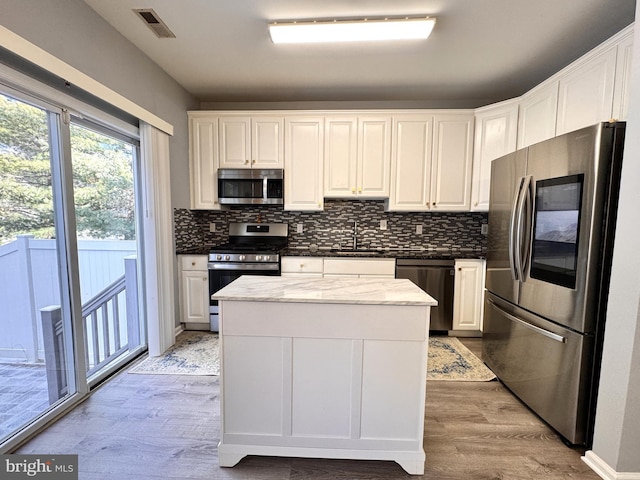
582, 450, 640, 480
174, 324, 184, 336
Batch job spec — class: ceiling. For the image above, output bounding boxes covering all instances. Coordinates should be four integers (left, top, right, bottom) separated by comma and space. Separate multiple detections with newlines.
82, 0, 636, 108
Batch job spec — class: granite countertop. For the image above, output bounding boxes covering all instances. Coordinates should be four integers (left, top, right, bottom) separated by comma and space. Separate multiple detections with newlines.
281, 247, 485, 260
212, 275, 437, 306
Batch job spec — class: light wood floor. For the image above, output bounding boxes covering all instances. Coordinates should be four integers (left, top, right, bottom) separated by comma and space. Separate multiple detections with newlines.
15, 338, 598, 479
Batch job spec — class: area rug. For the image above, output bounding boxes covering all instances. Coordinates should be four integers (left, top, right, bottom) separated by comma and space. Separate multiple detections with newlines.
427, 336, 496, 381
129, 331, 220, 375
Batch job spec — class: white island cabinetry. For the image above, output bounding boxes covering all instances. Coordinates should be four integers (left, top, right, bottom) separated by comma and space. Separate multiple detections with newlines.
214, 276, 436, 475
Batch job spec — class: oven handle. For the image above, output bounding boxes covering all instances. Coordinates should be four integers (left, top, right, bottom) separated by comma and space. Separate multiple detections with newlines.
208, 262, 280, 271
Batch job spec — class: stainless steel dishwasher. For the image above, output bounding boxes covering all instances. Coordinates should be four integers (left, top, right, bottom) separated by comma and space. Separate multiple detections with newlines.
395, 259, 455, 331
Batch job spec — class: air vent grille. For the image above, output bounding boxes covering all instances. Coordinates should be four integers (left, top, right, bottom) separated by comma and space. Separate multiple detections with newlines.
133, 8, 176, 38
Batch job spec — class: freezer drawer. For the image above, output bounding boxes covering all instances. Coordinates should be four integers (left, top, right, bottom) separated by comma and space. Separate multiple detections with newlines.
482, 292, 594, 445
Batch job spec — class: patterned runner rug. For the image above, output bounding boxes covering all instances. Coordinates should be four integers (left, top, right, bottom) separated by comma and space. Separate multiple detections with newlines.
128, 332, 494, 381
129, 331, 220, 375
428, 336, 496, 381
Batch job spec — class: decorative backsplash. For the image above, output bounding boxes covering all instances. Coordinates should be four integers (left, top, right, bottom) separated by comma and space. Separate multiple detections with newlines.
175, 200, 488, 254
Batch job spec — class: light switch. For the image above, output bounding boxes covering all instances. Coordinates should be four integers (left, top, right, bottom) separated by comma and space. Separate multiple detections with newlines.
209, 223, 216, 233
416, 225, 423, 234
380, 219, 388, 230
481, 224, 488, 235
297, 223, 304, 234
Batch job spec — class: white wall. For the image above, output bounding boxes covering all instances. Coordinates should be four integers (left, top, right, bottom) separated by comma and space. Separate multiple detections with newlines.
0, 0, 198, 209
590, 2, 640, 473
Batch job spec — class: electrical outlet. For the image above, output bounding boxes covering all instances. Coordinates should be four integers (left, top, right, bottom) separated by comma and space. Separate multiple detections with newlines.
416, 225, 423, 234
481, 224, 488, 235
296, 223, 304, 234
380, 219, 388, 230
209, 223, 216, 233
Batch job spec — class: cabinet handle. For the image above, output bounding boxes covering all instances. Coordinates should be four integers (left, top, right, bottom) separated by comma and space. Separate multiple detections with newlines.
299, 263, 304, 268
203, 277, 207, 281
244, 159, 249, 165
191, 262, 196, 266
432, 202, 436, 206
358, 187, 362, 193
351, 187, 356, 193
252, 159, 256, 164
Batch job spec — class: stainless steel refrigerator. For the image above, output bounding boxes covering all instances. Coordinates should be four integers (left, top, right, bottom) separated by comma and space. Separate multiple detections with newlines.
482, 122, 625, 446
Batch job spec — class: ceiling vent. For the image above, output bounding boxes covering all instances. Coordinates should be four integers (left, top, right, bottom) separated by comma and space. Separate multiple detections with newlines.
133, 9, 176, 38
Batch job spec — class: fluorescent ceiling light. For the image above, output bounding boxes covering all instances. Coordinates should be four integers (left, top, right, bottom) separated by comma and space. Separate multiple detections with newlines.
268, 17, 436, 44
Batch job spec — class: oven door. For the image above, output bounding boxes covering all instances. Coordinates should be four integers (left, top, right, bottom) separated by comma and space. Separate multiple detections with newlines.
208, 263, 280, 332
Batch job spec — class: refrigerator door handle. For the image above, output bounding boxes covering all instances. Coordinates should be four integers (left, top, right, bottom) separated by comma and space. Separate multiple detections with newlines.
487, 298, 566, 343
513, 176, 532, 281
509, 177, 526, 280
520, 175, 534, 278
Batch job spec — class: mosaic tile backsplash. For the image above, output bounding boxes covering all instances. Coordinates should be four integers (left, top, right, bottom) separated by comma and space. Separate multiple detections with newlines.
175, 200, 487, 254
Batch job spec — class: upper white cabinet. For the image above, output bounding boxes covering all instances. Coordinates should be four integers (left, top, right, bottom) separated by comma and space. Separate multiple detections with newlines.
284, 116, 324, 211
517, 81, 559, 149
471, 99, 519, 212
612, 31, 634, 121
219, 115, 284, 169
555, 45, 617, 136
188, 113, 220, 210
431, 114, 474, 211
388, 115, 433, 211
388, 113, 473, 211
324, 115, 391, 198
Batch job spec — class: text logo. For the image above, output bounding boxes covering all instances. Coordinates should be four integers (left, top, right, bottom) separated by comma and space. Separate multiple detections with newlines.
0, 455, 77, 479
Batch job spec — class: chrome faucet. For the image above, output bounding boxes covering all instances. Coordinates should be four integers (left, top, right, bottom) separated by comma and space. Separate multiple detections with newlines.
352, 220, 358, 250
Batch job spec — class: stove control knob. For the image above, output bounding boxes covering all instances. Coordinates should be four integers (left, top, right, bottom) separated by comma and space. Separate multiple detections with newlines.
263, 255, 270, 262
216, 254, 222, 261
224, 255, 231, 261
239, 255, 246, 261
256, 255, 262, 261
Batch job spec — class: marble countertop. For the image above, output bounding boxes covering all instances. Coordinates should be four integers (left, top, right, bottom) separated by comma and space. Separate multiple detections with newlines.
212, 275, 437, 306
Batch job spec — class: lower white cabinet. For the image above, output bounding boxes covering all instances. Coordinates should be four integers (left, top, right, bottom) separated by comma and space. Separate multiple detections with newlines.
322, 258, 395, 278
281, 256, 324, 277
452, 259, 486, 332
179, 255, 209, 328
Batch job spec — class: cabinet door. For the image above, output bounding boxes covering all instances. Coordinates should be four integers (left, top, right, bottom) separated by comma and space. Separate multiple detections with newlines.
324, 116, 358, 197
556, 46, 617, 135
612, 32, 634, 121
253, 116, 284, 168
431, 114, 474, 211
219, 116, 251, 168
517, 82, 559, 149
284, 117, 324, 211
471, 101, 519, 212
453, 259, 486, 331
181, 270, 209, 324
188, 115, 219, 210
358, 116, 391, 198
388, 115, 433, 211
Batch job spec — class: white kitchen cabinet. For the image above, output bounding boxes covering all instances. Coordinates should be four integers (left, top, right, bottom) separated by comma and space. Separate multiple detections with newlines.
219, 115, 284, 169
284, 116, 324, 211
471, 100, 519, 212
179, 255, 210, 328
188, 113, 220, 210
555, 46, 617, 136
281, 256, 324, 277
517, 81, 559, 149
388, 115, 433, 211
387, 113, 473, 212
323, 258, 395, 278
612, 30, 634, 121
430, 114, 474, 211
324, 115, 391, 199
452, 259, 486, 332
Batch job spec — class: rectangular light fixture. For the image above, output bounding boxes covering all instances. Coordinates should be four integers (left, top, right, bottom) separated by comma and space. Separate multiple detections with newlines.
268, 16, 436, 44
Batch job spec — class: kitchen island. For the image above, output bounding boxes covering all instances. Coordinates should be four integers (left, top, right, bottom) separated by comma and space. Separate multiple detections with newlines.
212, 275, 436, 475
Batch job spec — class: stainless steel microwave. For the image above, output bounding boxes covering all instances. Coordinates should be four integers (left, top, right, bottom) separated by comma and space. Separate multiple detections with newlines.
217, 168, 284, 205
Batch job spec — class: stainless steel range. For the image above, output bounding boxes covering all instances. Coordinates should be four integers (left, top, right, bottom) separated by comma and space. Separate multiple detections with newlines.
208, 222, 288, 331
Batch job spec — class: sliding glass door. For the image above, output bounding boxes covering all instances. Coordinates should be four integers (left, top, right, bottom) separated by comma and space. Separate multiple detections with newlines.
69, 121, 145, 384
0, 91, 78, 442
0, 87, 146, 447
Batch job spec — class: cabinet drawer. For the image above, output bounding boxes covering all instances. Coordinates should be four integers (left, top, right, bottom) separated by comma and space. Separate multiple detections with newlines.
323, 258, 395, 276
180, 255, 208, 271
281, 256, 324, 274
